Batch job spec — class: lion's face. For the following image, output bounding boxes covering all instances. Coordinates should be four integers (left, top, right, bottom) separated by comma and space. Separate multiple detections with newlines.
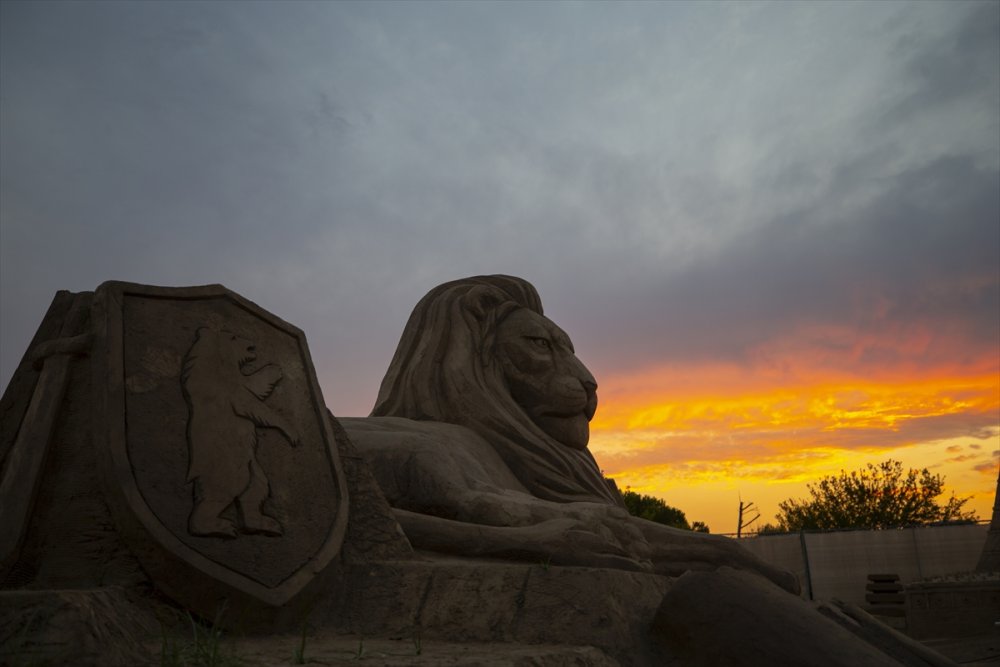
495, 308, 597, 451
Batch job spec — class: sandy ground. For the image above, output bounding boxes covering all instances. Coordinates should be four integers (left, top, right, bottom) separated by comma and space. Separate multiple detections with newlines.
149, 634, 620, 666
145, 631, 1000, 667
924, 634, 1000, 666
144, 631, 1000, 667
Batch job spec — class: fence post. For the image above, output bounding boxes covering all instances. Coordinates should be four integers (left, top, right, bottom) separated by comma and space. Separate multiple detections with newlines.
799, 530, 814, 600
910, 526, 924, 580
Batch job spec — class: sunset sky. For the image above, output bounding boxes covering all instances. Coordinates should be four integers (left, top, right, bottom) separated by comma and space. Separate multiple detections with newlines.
2, 1, 997, 534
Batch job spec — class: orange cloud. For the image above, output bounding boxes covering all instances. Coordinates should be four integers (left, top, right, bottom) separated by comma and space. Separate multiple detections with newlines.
588, 350, 999, 534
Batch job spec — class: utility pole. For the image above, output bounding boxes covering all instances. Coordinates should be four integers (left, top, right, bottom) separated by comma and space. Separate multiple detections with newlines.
737, 494, 760, 538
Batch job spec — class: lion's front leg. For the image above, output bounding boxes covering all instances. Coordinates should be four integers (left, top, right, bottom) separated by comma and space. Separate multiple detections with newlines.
393, 509, 652, 572
637, 519, 800, 594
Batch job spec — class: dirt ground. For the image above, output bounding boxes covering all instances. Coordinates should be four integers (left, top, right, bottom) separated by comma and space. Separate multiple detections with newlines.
923, 634, 1000, 666
146, 630, 1000, 667
148, 634, 620, 666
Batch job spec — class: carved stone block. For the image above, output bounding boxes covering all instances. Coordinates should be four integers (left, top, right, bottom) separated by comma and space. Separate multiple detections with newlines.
91, 282, 349, 619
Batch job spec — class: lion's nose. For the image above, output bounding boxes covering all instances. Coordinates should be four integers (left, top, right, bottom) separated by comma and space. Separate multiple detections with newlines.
247, 345, 256, 353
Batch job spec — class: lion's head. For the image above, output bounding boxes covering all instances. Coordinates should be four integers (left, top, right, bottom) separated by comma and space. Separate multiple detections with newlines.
372, 275, 620, 506
494, 308, 598, 451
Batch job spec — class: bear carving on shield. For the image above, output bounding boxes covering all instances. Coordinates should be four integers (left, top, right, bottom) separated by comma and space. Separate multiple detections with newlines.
180, 326, 302, 539
93, 282, 348, 614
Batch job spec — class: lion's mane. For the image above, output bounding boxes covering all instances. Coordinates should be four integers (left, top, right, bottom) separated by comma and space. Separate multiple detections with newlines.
371, 275, 621, 506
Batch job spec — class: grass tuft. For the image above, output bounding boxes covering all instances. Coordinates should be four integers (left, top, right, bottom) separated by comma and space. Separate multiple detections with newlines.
158, 603, 241, 667
354, 636, 365, 660
292, 618, 309, 664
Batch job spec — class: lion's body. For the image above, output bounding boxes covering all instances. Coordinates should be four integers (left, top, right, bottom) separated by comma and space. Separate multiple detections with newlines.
348, 275, 800, 592
181, 328, 297, 537
343, 416, 531, 523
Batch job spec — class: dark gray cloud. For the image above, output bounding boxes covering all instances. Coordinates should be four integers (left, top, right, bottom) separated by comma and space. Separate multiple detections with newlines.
577, 153, 999, 373
1, 1, 997, 417
887, 1, 999, 121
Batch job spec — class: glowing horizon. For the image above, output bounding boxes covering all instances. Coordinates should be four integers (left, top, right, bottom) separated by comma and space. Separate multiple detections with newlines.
590, 345, 999, 535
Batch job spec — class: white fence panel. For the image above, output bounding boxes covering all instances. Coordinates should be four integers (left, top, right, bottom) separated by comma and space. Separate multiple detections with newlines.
739, 524, 988, 604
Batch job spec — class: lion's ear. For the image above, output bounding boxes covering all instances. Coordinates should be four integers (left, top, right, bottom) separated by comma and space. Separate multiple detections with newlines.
462, 285, 504, 322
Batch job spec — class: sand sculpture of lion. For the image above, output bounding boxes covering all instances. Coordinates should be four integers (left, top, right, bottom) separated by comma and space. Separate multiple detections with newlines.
181, 327, 300, 538
342, 275, 798, 591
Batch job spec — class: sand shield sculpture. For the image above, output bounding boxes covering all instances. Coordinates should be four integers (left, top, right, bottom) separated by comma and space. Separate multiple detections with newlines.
92, 282, 348, 610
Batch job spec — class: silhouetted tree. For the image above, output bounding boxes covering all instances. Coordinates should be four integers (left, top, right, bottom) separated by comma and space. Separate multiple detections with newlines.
773, 459, 977, 531
755, 522, 787, 535
621, 489, 706, 530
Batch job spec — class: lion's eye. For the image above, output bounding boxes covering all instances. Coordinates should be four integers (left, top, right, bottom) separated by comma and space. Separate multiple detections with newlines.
528, 337, 551, 350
